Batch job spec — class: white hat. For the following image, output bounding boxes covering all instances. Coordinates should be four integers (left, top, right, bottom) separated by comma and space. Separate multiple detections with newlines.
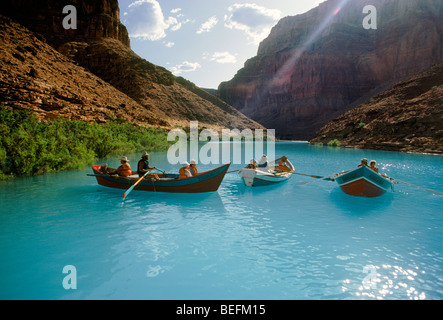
190, 159, 197, 164
250, 159, 257, 164
119, 156, 129, 162
182, 161, 190, 167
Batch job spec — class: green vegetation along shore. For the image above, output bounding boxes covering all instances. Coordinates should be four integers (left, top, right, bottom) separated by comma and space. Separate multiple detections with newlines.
0, 105, 172, 180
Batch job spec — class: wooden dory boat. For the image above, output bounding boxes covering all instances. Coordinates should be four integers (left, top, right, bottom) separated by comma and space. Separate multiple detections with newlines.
334, 165, 393, 198
239, 158, 294, 187
90, 163, 230, 193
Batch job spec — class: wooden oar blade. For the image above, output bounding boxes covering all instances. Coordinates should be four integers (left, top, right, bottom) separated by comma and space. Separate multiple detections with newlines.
296, 174, 336, 185
123, 170, 151, 200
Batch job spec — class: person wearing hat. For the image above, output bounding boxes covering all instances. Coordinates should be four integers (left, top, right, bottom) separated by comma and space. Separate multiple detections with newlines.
179, 161, 192, 179
358, 158, 368, 168
106, 156, 132, 177
189, 159, 198, 176
246, 159, 257, 169
369, 160, 379, 173
277, 156, 292, 172
257, 154, 269, 170
137, 152, 158, 178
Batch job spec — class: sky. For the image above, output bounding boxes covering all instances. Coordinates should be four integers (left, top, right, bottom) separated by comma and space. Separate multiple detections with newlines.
119, 0, 325, 89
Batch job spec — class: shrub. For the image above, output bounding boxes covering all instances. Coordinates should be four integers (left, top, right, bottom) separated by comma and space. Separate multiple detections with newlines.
0, 105, 172, 179
327, 139, 342, 147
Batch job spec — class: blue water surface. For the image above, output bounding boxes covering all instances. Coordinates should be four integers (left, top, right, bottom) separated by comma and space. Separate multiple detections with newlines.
0, 142, 442, 300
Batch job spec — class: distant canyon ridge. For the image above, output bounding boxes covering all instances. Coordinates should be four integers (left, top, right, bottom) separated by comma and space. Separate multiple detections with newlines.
217, 0, 443, 140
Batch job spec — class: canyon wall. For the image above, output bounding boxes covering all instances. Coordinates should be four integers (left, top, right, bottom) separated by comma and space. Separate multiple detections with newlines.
310, 61, 443, 154
217, 0, 443, 139
0, 0, 130, 48
0, 0, 263, 131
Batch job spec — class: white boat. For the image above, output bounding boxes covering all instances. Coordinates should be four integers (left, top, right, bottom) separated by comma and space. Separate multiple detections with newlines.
239, 157, 294, 187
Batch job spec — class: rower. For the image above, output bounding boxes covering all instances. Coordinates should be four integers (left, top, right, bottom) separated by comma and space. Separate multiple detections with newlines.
358, 158, 368, 167
137, 152, 159, 180
277, 156, 292, 172
257, 154, 269, 169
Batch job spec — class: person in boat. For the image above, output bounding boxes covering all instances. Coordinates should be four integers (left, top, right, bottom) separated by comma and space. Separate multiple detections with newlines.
257, 155, 269, 170
358, 158, 368, 167
369, 160, 379, 173
179, 162, 192, 179
105, 156, 132, 177
137, 152, 159, 180
277, 156, 292, 172
189, 159, 198, 176
246, 159, 257, 169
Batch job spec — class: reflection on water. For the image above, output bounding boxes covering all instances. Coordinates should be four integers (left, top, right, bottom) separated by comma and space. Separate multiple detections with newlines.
0, 142, 442, 299
329, 187, 394, 216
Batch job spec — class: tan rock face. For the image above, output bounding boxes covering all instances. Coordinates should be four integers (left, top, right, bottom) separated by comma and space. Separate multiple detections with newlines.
0, 15, 164, 126
0, 1, 264, 132
309, 62, 443, 154
217, 0, 443, 139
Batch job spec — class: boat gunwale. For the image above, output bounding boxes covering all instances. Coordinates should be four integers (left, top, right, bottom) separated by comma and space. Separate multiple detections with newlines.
92, 164, 230, 183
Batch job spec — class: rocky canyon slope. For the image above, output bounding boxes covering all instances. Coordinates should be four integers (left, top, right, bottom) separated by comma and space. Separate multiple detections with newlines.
0, 0, 263, 131
310, 62, 443, 154
217, 0, 443, 140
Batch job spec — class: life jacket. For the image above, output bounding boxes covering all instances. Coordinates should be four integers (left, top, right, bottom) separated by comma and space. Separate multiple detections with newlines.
257, 161, 268, 168
278, 160, 290, 171
118, 163, 132, 176
179, 167, 191, 179
190, 165, 198, 176
137, 159, 149, 175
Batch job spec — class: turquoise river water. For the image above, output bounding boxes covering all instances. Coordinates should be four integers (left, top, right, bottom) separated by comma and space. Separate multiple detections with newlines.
0, 142, 442, 300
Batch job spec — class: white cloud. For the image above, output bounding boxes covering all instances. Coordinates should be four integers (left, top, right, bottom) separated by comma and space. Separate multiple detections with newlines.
164, 41, 175, 48
197, 16, 219, 34
124, 0, 185, 40
224, 3, 282, 44
206, 52, 237, 64
170, 61, 202, 75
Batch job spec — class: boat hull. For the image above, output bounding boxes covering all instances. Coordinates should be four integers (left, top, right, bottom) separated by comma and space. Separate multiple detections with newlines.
91, 164, 230, 193
335, 166, 393, 198
240, 168, 291, 187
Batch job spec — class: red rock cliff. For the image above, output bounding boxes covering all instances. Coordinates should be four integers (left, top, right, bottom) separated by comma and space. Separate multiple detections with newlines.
217, 0, 443, 140
0, 0, 130, 47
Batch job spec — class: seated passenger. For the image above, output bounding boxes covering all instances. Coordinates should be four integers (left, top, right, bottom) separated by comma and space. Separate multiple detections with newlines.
179, 162, 192, 179
106, 156, 132, 177
246, 159, 257, 169
277, 156, 292, 172
369, 160, 379, 173
190, 159, 198, 176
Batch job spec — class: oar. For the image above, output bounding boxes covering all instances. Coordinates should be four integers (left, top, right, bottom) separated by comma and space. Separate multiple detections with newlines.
296, 173, 338, 185
392, 178, 443, 196
227, 169, 241, 174
123, 170, 151, 200
275, 171, 332, 179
